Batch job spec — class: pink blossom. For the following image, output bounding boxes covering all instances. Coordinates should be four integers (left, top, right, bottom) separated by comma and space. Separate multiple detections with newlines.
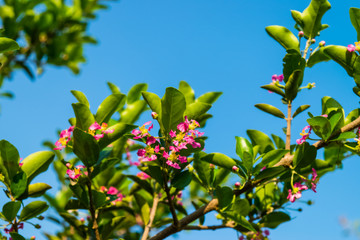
271, 74, 284, 82
137, 149, 146, 157
287, 182, 308, 202
163, 151, 169, 159
68, 126, 75, 132
137, 172, 151, 180
66, 165, 86, 180
154, 145, 160, 153
146, 136, 157, 145
312, 168, 318, 181
89, 122, 101, 131
107, 187, 119, 195
166, 160, 180, 169
191, 141, 201, 148
347, 44, 356, 52
94, 134, 104, 140
103, 128, 114, 134
177, 121, 189, 133
296, 125, 312, 145
263, 230, 270, 236
178, 156, 187, 163
169, 130, 177, 138
311, 182, 317, 193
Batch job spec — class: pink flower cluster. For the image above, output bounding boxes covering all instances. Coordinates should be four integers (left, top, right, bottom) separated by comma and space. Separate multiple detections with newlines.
137, 172, 151, 180
347, 42, 360, 52
54, 126, 75, 150
287, 168, 318, 203
296, 125, 312, 144
66, 164, 87, 180
100, 186, 125, 205
268, 74, 284, 93
239, 229, 270, 240
133, 115, 204, 169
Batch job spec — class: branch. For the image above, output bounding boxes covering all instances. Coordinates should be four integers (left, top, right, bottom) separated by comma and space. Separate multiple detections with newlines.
183, 221, 235, 230
285, 102, 292, 150
86, 172, 101, 240
141, 194, 160, 240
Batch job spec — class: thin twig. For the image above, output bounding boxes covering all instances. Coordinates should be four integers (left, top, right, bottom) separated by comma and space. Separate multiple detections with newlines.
141, 194, 160, 240
86, 171, 101, 240
285, 102, 292, 150
183, 221, 235, 230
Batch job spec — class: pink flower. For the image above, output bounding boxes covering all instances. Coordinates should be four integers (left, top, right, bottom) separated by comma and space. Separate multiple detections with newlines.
132, 122, 153, 139
347, 44, 356, 52
89, 122, 101, 131
146, 136, 157, 145
163, 151, 169, 159
311, 182, 317, 193
312, 168, 318, 181
137, 149, 146, 157
166, 160, 180, 169
94, 134, 104, 140
178, 156, 187, 163
287, 182, 308, 202
137, 172, 151, 180
263, 230, 270, 236
177, 121, 189, 133
271, 74, 283, 82
102, 129, 114, 134
296, 125, 312, 145
66, 165, 86, 180
107, 187, 119, 195
169, 130, 177, 138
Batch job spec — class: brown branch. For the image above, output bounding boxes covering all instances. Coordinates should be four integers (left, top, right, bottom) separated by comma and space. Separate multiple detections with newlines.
285, 102, 292, 150
163, 177, 179, 227
86, 173, 101, 240
150, 116, 360, 240
141, 194, 160, 240
183, 221, 236, 231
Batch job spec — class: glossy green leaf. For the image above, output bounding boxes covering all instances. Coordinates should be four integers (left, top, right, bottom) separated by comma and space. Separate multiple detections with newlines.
0, 37, 19, 53
345, 109, 360, 125
260, 149, 289, 167
101, 216, 126, 239
329, 112, 342, 132
322, 96, 344, 116
172, 171, 192, 189
73, 128, 100, 167
161, 87, 186, 134
107, 82, 121, 94
95, 94, 126, 124
2, 201, 21, 222
21, 151, 55, 183
142, 91, 163, 128
71, 90, 89, 108
260, 212, 291, 228
9, 233, 25, 240
222, 212, 255, 232
127, 175, 153, 195
299, 0, 331, 38
265, 26, 299, 51
134, 194, 150, 225
184, 102, 211, 119
235, 137, 253, 161
350, 8, 360, 41
216, 186, 233, 209
64, 199, 87, 210
307, 116, 331, 140
97, 122, 136, 149
307, 47, 331, 67
10, 171, 27, 199
0, 140, 20, 186
193, 153, 210, 187
19, 201, 49, 221
260, 84, 285, 97
293, 142, 317, 168
196, 92, 222, 105
285, 69, 303, 101
283, 50, 305, 84
323, 45, 356, 77
232, 199, 251, 216
92, 190, 106, 209
332, 132, 356, 141
293, 105, 310, 118
127, 83, 148, 104
147, 166, 164, 186
201, 153, 237, 171
255, 166, 286, 181
213, 168, 230, 187
179, 81, 195, 104
247, 130, 275, 154
255, 103, 285, 119
120, 100, 147, 124
27, 183, 52, 198
271, 134, 285, 149
72, 103, 95, 131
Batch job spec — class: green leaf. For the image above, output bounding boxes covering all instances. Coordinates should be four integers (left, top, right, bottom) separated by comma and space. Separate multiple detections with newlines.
0, 140, 20, 186
107, 82, 121, 94
293, 105, 310, 118
2, 201, 21, 222
9, 233, 25, 240
161, 87, 186, 134
285, 69, 303, 101
353, 87, 360, 97
179, 81, 195, 104
92, 190, 106, 209
345, 109, 360, 125
329, 112, 342, 132
307, 47, 331, 67
265, 26, 299, 51
101, 216, 126, 239
73, 128, 100, 167
293, 142, 317, 168
127, 175, 154, 195
127, 83, 148, 104
332, 132, 356, 141
260, 85, 285, 97
134, 194, 150, 225
260, 212, 291, 229
120, 100, 147, 124
298, 0, 331, 38
196, 92, 222, 105
260, 149, 289, 167
350, 8, 360, 41
97, 122, 136, 149
19, 201, 49, 221
21, 151, 55, 183
235, 137, 253, 174
283, 50, 305, 84
255, 166, 286, 181
232, 199, 251, 216
222, 212, 255, 232
171, 171, 192, 189
146, 166, 164, 186
27, 183, 52, 198
216, 186, 233, 209
72, 103, 95, 131
193, 153, 211, 187
307, 116, 331, 140
142, 91, 163, 128
184, 102, 212, 119
10, 171, 27, 199
322, 96, 344, 116
213, 168, 230, 187
71, 90, 90, 108
201, 153, 237, 171
323, 45, 357, 77
65, 199, 87, 210
95, 94, 126, 124
246, 130, 275, 154
0, 37, 19, 53
255, 103, 285, 119
271, 134, 285, 149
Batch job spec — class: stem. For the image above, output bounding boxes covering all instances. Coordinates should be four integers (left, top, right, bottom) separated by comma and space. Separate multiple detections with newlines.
86, 172, 101, 240
183, 222, 235, 230
303, 38, 312, 59
163, 179, 179, 227
286, 102, 292, 150
141, 194, 160, 240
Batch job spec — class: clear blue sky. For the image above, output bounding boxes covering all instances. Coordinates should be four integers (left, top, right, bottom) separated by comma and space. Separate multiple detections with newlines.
1, 0, 360, 239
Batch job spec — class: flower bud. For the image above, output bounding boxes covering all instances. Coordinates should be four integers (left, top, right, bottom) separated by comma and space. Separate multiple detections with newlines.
298, 31, 304, 37
232, 166, 239, 172
209, 164, 215, 169
38, 215, 44, 220
30, 237, 36, 240
311, 39, 316, 44
151, 112, 158, 119
80, 217, 85, 222
35, 224, 41, 229
319, 40, 325, 47
235, 182, 241, 188
66, 163, 71, 168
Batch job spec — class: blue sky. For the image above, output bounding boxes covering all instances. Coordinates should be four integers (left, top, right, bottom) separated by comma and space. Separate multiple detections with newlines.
1, 0, 360, 239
